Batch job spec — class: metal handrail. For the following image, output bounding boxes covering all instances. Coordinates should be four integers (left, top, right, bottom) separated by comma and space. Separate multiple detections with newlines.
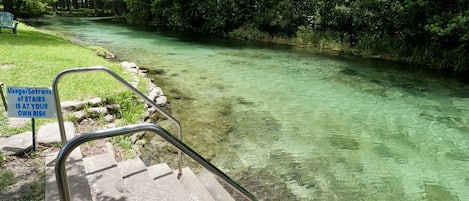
52, 66, 183, 177
0, 82, 7, 111
55, 123, 257, 201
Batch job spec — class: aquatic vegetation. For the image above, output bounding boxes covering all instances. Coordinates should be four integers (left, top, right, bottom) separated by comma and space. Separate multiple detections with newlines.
329, 135, 360, 150
424, 183, 459, 201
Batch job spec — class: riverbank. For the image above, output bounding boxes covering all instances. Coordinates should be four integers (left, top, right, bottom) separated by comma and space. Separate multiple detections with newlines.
228, 26, 465, 72
0, 23, 159, 200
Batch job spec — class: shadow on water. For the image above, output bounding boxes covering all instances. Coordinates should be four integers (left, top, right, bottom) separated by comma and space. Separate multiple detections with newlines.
329, 57, 469, 99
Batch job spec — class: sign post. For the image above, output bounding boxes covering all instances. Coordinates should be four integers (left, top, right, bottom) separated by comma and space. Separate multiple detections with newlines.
32, 118, 36, 151
6, 86, 56, 152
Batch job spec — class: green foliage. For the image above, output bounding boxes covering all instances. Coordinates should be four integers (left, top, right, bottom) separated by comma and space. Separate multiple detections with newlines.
124, 0, 153, 24
0, 154, 5, 166
105, 91, 145, 124
296, 25, 317, 45
150, 0, 185, 29
296, 25, 347, 49
23, 0, 49, 16
3, 0, 52, 17
5, 0, 468, 70
228, 24, 269, 40
111, 135, 133, 149
102, 0, 127, 16
145, 0, 469, 70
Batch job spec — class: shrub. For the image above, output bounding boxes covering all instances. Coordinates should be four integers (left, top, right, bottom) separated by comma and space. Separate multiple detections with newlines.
228, 24, 270, 41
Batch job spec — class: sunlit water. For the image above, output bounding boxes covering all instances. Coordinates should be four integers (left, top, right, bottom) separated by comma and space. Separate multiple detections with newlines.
33, 17, 469, 201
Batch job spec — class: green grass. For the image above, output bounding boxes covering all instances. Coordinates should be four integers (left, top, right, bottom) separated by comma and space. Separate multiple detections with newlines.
105, 91, 145, 124
0, 23, 147, 137
0, 24, 129, 99
0, 113, 31, 137
17, 169, 45, 201
0, 170, 15, 191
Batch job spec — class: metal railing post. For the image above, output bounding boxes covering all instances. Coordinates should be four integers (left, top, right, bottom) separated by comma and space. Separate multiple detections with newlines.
52, 66, 183, 177
55, 124, 257, 201
0, 82, 7, 111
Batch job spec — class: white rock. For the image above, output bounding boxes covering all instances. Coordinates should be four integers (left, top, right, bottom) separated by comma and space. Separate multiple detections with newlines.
120, 61, 130, 68
148, 90, 158, 102
128, 62, 138, 69
87, 107, 108, 118
156, 96, 167, 106
88, 97, 102, 106
104, 114, 114, 122
153, 87, 164, 96
61, 100, 86, 111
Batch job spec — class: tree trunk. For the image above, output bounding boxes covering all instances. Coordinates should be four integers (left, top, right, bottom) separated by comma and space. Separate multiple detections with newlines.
72, 0, 79, 9
3, 0, 13, 12
67, 0, 71, 11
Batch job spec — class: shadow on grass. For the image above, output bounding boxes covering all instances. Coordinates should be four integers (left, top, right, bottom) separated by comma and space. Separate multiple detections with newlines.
0, 169, 45, 201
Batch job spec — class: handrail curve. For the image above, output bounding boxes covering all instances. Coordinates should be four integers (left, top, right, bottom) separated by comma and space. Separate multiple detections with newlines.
0, 82, 7, 110
52, 66, 183, 177
55, 123, 257, 201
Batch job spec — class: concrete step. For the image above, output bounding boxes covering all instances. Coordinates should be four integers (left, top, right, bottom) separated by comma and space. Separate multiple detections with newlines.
45, 147, 93, 201
177, 167, 216, 201
83, 152, 131, 201
117, 158, 165, 201
146, 163, 193, 201
197, 171, 236, 201
46, 148, 236, 201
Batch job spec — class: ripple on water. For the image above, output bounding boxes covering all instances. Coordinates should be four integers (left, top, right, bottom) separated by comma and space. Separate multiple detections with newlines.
445, 149, 469, 162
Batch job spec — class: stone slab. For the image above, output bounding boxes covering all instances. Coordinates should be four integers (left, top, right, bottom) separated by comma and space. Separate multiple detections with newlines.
177, 167, 216, 201
198, 170, 236, 201
117, 158, 163, 201
45, 147, 92, 201
37, 121, 75, 144
8, 117, 30, 128
146, 163, 193, 201
61, 100, 86, 111
83, 152, 131, 201
0, 131, 32, 155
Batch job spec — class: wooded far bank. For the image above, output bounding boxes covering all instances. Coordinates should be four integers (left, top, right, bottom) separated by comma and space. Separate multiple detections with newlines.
3, 0, 469, 72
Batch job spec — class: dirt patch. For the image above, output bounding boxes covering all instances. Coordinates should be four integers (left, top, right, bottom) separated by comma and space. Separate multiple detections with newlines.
0, 144, 59, 201
0, 63, 14, 69
75, 118, 108, 157
76, 118, 134, 162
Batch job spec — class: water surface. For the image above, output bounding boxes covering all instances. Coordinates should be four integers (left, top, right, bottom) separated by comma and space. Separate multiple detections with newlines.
33, 17, 469, 201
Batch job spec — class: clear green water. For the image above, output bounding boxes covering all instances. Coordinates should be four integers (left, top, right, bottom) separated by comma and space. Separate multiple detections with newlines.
34, 17, 469, 200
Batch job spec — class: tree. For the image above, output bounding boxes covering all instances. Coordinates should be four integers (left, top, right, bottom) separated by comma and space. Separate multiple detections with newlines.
3, 0, 55, 17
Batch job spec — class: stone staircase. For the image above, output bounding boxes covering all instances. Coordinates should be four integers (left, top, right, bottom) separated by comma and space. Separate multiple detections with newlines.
45, 146, 236, 201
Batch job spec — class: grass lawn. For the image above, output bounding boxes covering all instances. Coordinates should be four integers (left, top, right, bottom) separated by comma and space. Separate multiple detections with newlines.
0, 22, 145, 137
0, 22, 150, 201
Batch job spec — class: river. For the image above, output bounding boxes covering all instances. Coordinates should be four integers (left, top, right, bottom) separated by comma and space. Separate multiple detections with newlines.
32, 17, 469, 201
